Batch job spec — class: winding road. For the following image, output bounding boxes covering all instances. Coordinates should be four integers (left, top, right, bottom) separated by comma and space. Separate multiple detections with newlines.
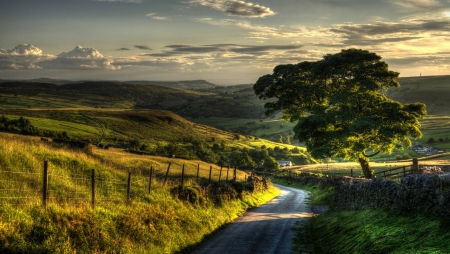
191, 184, 311, 254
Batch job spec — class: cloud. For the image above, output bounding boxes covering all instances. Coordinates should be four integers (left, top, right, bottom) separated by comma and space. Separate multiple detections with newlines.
146, 13, 168, 20
93, 0, 142, 3
117, 48, 131, 51
190, 0, 276, 18
0, 44, 54, 69
134, 45, 152, 50
327, 18, 450, 46
39, 45, 119, 70
392, 0, 441, 10
195, 18, 278, 33
144, 44, 303, 57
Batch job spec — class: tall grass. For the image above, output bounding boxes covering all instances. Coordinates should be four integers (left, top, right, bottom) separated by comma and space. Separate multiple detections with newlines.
0, 132, 279, 253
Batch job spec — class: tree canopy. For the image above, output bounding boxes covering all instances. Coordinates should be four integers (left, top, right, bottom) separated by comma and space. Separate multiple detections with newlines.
263, 156, 280, 171
254, 49, 427, 178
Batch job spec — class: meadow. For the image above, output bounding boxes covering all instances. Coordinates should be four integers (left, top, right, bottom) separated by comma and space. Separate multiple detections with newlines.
0, 132, 279, 253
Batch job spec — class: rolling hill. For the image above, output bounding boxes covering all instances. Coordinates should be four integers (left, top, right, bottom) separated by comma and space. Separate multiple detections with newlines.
0, 81, 214, 109
388, 75, 450, 115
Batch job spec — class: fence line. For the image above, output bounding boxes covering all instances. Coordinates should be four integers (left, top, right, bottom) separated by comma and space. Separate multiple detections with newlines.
0, 161, 249, 208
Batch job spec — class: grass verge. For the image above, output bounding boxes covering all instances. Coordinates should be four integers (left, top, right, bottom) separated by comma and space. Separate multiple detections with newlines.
271, 176, 450, 254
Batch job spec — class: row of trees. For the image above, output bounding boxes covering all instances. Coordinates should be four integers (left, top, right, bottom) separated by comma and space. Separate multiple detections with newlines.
0, 115, 70, 140
427, 137, 449, 143
133, 140, 308, 170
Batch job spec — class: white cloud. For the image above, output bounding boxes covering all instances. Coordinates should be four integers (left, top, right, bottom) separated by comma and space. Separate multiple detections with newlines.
0, 43, 43, 55
40, 46, 119, 70
190, 0, 276, 18
392, 0, 441, 9
0, 44, 54, 69
196, 18, 278, 33
57, 45, 104, 58
146, 13, 168, 20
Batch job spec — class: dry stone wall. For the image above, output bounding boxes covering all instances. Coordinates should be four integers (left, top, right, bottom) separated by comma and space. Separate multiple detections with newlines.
279, 173, 450, 215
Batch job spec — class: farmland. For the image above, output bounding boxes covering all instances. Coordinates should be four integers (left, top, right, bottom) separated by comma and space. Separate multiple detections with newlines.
1, 75, 450, 253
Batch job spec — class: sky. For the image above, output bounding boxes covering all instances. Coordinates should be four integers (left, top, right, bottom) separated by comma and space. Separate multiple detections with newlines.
1, 0, 450, 85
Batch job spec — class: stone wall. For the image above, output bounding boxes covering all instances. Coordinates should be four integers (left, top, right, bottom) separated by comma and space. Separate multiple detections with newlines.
333, 174, 450, 215
278, 173, 450, 215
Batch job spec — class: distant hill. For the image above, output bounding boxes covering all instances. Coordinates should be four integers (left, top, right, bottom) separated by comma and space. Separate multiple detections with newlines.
389, 75, 450, 115
0, 78, 218, 90
0, 81, 213, 109
125, 80, 217, 90
0, 108, 232, 143
0, 78, 77, 85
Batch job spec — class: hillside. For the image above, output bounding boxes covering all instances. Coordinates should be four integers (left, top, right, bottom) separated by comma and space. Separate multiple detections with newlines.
0, 78, 218, 90
388, 75, 450, 115
0, 108, 233, 144
0, 132, 279, 253
125, 80, 217, 90
0, 81, 213, 109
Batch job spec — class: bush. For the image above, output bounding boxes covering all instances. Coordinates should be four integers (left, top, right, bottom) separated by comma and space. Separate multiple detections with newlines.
170, 186, 200, 204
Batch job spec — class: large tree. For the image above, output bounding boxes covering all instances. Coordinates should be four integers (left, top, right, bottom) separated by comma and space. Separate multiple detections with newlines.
254, 49, 427, 178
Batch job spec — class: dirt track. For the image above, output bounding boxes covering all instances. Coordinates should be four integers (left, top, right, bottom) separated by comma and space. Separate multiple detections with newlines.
191, 184, 311, 254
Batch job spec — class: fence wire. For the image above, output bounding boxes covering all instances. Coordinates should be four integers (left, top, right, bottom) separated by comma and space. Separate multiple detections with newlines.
0, 163, 248, 208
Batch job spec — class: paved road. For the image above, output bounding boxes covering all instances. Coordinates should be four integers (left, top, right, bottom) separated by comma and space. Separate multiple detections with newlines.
191, 184, 311, 254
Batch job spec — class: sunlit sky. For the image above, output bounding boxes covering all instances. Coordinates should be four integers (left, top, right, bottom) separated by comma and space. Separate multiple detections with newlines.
1, 0, 450, 85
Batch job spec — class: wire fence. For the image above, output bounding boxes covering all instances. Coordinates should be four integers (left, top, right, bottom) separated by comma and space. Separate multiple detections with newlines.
0, 161, 249, 208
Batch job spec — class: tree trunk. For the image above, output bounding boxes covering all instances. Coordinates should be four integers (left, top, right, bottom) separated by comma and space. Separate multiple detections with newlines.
358, 157, 372, 179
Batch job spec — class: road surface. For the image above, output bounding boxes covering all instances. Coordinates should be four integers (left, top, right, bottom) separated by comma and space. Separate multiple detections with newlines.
191, 184, 311, 254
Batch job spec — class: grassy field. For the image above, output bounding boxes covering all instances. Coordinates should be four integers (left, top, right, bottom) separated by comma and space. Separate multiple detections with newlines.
271, 177, 450, 254
389, 75, 450, 116
0, 132, 279, 253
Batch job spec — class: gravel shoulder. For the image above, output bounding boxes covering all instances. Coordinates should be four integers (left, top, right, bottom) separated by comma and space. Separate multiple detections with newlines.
190, 184, 312, 254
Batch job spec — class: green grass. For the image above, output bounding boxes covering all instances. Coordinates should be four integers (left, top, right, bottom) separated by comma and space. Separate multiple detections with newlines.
271, 177, 450, 254
0, 132, 280, 253
306, 209, 450, 254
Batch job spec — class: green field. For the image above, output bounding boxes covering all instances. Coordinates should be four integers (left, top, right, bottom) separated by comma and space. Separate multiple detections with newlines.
2, 76, 450, 166
0, 132, 279, 253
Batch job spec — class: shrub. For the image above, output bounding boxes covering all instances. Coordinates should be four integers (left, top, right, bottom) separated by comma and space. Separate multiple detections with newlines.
170, 186, 200, 204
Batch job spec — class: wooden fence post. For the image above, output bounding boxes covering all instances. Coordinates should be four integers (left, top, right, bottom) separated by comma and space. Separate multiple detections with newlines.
412, 158, 419, 174
181, 164, 185, 186
148, 166, 153, 194
127, 172, 131, 205
163, 163, 171, 187
234, 167, 237, 181
91, 169, 95, 209
196, 164, 200, 183
226, 166, 229, 181
403, 166, 406, 177
43, 161, 48, 208
208, 166, 212, 184
351, 168, 353, 177
219, 166, 223, 183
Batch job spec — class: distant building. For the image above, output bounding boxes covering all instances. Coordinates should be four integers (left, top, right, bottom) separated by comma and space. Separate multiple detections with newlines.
277, 160, 292, 167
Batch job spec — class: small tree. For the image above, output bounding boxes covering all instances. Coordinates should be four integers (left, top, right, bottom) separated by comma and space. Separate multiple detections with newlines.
254, 49, 426, 178
427, 138, 435, 144
263, 156, 280, 171
227, 150, 257, 168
